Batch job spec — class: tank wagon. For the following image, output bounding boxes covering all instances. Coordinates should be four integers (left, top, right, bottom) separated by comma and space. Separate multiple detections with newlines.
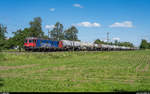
24, 37, 138, 52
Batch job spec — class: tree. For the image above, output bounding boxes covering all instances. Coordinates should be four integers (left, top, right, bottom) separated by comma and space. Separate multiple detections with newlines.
108, 42, 113, 45
29, 17, 44, 37
4, 37, 15, 49
140, 39, 149, 49
42, 35, 49, 39
11, 28, 31, 51
148, 42, 150, 49
119, 42, 134, 47
50, 22, 64, 41
12, 29, 24, 51
0, 24, 7, 40
114, 40, 119, 45
0, 24, 7, 51
64, 26, 78, 41
94, 39, 105, 44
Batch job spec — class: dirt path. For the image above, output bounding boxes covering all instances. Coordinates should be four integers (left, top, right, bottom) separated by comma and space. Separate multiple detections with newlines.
136, 63, 142, 72
0, 64, 40, 70
0, 73, 22, 78
142, 62, 150, 72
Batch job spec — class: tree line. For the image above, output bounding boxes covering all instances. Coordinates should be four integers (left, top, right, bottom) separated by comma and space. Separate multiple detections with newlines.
0, 17, 79, 51
94, 39, 134, 47
94, 38, 150, 49
0, 24, 7, 51
140, 39, 150, 49
1, 16, 148, 51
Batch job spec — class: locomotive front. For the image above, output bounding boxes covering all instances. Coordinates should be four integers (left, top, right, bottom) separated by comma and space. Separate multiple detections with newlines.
24, 37, 37, 51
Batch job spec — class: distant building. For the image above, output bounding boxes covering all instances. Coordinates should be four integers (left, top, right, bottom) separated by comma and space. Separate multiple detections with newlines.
13, 46, 19, 49
5, 38, 9, 40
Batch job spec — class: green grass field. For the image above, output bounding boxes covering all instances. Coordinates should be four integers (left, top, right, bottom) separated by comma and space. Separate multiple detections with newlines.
0, 50, 150, 92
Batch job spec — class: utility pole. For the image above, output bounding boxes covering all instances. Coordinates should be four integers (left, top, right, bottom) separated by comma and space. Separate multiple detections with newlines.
48, 29, 49, 38
107, 32, 109, 43
48, 29, 51, 39
73, 35, 75, 52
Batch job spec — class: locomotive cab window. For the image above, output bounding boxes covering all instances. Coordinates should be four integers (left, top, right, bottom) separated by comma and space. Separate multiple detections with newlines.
24, 40, 27, 43
29, 40, 33, 43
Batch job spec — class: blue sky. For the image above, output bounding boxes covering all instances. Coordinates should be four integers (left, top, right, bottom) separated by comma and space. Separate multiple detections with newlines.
0, 0, 150, 46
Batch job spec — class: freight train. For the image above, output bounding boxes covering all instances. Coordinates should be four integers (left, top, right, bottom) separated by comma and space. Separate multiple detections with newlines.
24, 37, 138, 52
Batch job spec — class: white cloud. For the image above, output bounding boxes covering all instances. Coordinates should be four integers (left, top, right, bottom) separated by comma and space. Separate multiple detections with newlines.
141, 36, 149, 40
103, 39, 108, 42
73, 4, 83, 8
76, 22, 101, 27
109, 21, 133, 28
49, 8, 55, 12
112, 37, 120, 41
45, 25, 55, 29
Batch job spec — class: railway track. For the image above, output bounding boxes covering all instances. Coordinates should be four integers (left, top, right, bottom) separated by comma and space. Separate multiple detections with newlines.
0, 50, 134, 54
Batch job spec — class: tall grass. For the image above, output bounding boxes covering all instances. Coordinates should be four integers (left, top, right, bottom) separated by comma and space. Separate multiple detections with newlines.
0, 50, 150, 92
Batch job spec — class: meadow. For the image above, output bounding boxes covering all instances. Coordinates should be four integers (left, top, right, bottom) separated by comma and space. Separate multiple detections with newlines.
0, 50, 150, 92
